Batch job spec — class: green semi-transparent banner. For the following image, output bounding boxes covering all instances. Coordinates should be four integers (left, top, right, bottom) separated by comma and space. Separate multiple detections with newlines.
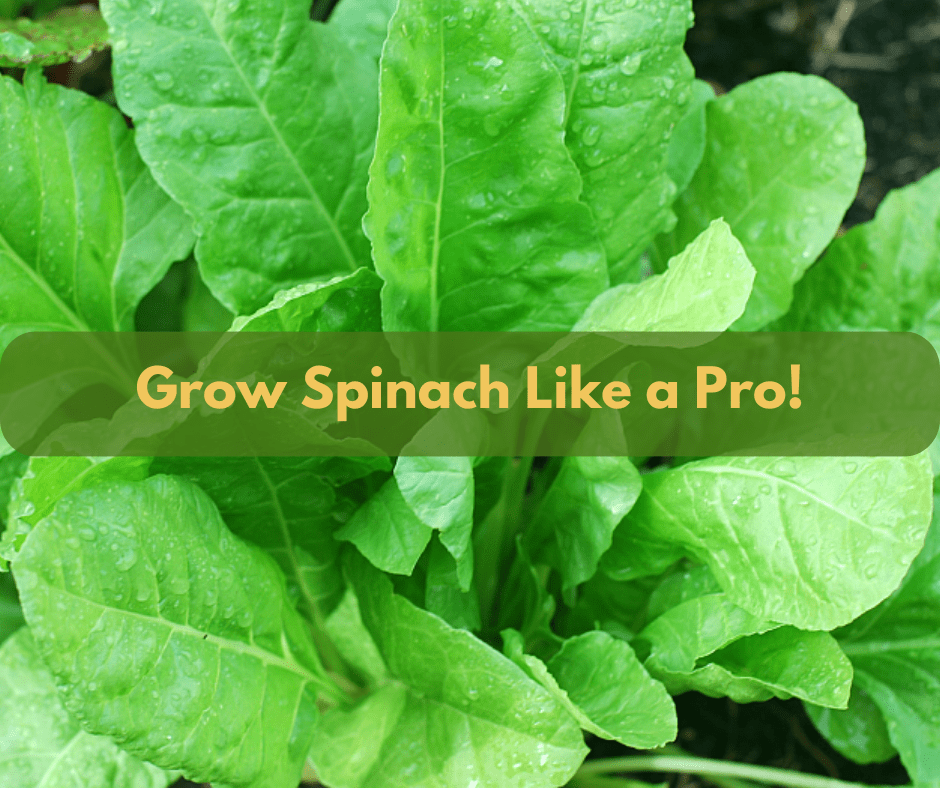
0, 332, 937, 457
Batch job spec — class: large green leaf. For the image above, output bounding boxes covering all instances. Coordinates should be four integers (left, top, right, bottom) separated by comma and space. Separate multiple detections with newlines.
0, 7, 108, 66
366, 0, 607, 332
638, 593, 852, 707
14, 475, 333, 788
0, 69, 194, 335
527, 456, 641, 591
665, 79, 714, 196
101, 0, 378, 314
309, 552, 587, 788
0, 572, 23, 644
654, 73, 865, 330
575, 220, 754, 331
805, 684, 897, 766
514, 0, 695, 282
779, 168, 940, 347
0, 628, 173, 788
826, 498, 940, 785
605, 455, 933, 631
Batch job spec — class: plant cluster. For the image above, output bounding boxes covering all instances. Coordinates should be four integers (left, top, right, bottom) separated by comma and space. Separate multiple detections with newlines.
0, 0, 939, 787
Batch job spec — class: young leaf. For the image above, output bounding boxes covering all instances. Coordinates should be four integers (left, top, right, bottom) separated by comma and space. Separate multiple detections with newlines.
0, 628, 174, 788
0, 7, 109, 67
575, 219, 754, 331
14, 475, 333, 788
336, 477, 433, 575
547, 631, 677, 750
0, 69, 194, 335
101, 0, 379, 314
424, 536, 481, 630
827, 502, 940, 785
309, 551, 588, 788
638, 594, 853, 708
514, 0, 695, 282
654, 73, 865, 330
366, 0, 607, 332
502, 628, 676, 750
527, 456, 642, 591
609, 455, 933, 631
232, 269, 383, 333
395, 456, 475, 589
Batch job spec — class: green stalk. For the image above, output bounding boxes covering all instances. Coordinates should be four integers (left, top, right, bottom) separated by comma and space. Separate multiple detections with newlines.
572, 754, 903, 788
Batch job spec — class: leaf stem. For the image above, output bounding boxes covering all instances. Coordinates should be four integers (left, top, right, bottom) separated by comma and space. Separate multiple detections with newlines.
573, 754, 897, 788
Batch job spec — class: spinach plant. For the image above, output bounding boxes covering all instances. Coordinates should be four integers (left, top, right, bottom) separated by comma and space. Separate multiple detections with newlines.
1, 0, 938, 787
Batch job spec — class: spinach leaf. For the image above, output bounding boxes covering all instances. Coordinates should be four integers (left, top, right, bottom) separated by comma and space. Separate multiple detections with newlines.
14, 476, 334, 788
514, 0, 695, 282
654, 73, 865, 330
366, 0, 607, 332
0, 7, 109, 67
0, 69, 194, 338
604, 455, 933, 630
101, 0, 379, 314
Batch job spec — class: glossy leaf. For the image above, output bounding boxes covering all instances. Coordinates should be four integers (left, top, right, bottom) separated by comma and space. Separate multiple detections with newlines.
527, 456, 642, 591
515, 0, 695, 281
14, 475, 331, 788
0, 628, 173, 788
0, 68, 194, 334
101, 0, 379, 314
310, 552, 587, 788
638, 594, 852, 707
0, 572, 23, 644
654, 73, 865, 329
665, 78, 714, 196
0, 7, 108, 66
608, 455, 933, 630
366, 0, 607, 332
575, 219, 754, 331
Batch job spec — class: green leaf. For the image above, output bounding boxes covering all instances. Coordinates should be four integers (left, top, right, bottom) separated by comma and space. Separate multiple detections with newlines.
14, 475, 332, 788
1, 456, 151, 565
324, 585, 388, 686
424, 536, 481, 630
547, 631, 677, 749
366, 0, 607, 332
101, 0, 379, 314
309, 551, 587, 788
330, 0, 397, 61
0, 628, 174, 788
0, 68, 194, 334
575, 219, 754, 331
395, 456, 474, 589
654, 73, 865, 330
638, 593, 853, 707
0, 7, 109, 66
182, 260, 234, 332
805, 685, 897, 766
779, 168, 940, 348
336, 477, 433, 575
829, 501, 940, 784
608, 455, 933, 631
514, 0, 695, 282
666, 79, 714, 196
232, 269, 384, 332
527, 457, 641, 591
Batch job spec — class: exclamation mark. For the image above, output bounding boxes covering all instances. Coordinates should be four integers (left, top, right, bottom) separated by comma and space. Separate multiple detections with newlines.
790, 364, 801, 409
